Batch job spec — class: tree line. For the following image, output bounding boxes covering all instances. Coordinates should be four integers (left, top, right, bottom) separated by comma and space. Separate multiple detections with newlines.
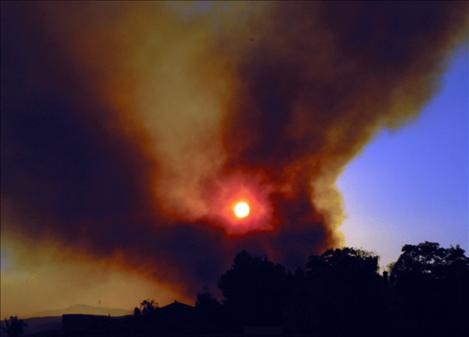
136, 241, 468, 337
3, 241, 468, 337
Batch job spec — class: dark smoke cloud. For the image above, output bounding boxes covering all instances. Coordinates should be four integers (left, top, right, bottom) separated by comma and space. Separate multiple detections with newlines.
218, 1, 469, 263
1, 2, 468, 297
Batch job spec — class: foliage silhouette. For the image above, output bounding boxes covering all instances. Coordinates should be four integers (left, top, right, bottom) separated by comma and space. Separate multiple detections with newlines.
195, 288, 223, 332
195, 288, 221, 312
390, 242, 469, 337
2, 316, 26, 337
218, 250, 289, 329
140, 299, 158, 316
289, 248, 390, 337
7, 242, 468, 337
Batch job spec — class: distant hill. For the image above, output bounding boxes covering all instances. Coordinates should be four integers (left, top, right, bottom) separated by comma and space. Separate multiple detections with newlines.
0, 305, 130, 336
27, 304, 130, 318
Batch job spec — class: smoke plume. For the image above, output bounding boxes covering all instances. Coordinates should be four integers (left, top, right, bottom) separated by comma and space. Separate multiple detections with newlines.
1, 2, 468, 297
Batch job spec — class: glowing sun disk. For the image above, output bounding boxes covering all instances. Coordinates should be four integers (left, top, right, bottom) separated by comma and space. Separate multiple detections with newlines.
233, 201, 250, 219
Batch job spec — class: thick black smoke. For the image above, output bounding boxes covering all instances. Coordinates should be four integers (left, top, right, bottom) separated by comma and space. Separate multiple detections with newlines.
1, 2, 468, 297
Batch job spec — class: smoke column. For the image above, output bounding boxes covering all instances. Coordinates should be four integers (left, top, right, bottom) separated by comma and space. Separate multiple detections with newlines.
1, 2, 468, 297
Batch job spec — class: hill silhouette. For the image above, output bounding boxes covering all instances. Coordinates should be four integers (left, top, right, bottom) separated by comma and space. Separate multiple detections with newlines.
27, 305, 130, 319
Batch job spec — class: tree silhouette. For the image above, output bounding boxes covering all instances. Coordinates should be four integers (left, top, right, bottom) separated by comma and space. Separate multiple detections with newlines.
195, 288, 223, 332
2, 316, 26, 337
139, 299, 158, 316
133, 299, 158, 320
391, 242, 468, 279
120, 243, 469, 336
196, 288, 221, 313
390, 242, 469, 337
133, 307, 142, 317
299, 248, 389, 337
306, 247, 379, 276
218, 251, 289, 328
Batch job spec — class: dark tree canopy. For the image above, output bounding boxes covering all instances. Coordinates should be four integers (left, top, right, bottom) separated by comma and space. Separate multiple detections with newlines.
391, 241, 469, 278
135, 299, 158, 317
297, 248, 387, 337
195, 288, 223, 332
195, 288, 221, 311
306, 247, 379, 276
390, 242, 469, 337
6, 242, 467, 337
218, 251, 289, 326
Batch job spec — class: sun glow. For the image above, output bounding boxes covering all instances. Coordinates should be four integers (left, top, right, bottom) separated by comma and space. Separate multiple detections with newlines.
208, 174, 272, 234
233, 201, 250, 219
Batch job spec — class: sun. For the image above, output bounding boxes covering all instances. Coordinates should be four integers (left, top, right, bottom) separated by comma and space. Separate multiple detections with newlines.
233, 201, 250, 219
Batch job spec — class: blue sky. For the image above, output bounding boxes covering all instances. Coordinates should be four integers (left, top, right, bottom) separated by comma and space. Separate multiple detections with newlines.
338, 46, 468, 268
